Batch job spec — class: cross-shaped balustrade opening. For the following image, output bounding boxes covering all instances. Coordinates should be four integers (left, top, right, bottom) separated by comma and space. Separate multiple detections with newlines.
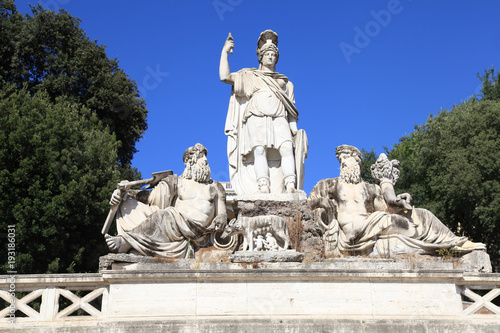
460, 286, 500, 316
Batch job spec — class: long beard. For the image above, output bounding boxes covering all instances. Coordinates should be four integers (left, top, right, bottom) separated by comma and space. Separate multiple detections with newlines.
190, 161, 211, 183
339, 158, 361, 184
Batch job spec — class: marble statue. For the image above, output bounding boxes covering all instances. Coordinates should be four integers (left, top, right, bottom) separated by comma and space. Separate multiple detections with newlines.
220, 29, 308, 195
308, 145, 486, 256
254, 235, 265, 251
104, 143, 228, 258
264, 233, 280, 251
221, 215, 290, 251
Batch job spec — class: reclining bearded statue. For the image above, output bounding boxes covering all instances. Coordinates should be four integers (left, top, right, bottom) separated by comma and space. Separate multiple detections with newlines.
308, 145, 486, 257
104, 143, 228, 258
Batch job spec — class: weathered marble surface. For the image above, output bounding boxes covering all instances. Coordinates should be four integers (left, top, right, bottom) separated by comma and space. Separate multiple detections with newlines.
235, 190, 307, 202
229, 250, 304, 263
232, 197, 324, 261
221, 215, 290, 251
97, 260, 495, 321
456, 250, 493, 273
3, 260, 499, 331
103, 143, 228, 258
308, 145, 488, 261
220, 30, 308, 195
99, 253, 490, 273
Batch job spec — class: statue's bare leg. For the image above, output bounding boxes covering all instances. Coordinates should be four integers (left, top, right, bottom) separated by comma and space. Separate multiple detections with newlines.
105, 234, 132, 253
254, 146, 270, 193
279, 141, 296, 192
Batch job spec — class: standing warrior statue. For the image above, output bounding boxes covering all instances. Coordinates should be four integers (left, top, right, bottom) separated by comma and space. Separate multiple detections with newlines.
220, 30, 308, 195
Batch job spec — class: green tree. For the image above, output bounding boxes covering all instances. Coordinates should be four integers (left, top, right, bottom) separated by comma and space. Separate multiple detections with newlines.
360, 147, 377, 184
0, 1, 147, 165
0, 1, 23, 82
387, 131, 429, 208
389, 97, 500, 264
477, 66, 500, 101
0, 88, 122, 273
0, 1, 147, 273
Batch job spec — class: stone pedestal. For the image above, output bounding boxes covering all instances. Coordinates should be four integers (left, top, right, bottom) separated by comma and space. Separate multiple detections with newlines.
229, 250, 305, 263
456, 250, 493, 273
98, 259, 500, 325
232, 195, 324, 262
2, 261, 500, 332
234, 191, 307, 203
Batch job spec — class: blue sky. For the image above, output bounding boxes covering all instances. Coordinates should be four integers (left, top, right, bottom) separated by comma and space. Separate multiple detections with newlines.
15, 0, 500, 193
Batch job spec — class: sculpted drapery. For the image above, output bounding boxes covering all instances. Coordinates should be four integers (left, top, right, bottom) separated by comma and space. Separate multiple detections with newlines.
308, 178, 477, 256
105, 144, 227, 258
308, 146, 486, 256
225, 68, 306, 194
221, 30, 307, 195
115, 175, 219, 258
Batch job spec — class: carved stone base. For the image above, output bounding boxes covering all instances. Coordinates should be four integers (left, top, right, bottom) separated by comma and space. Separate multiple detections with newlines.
229, 250, 305, 263
99, 250, 233, 271
455, 250, 493, 273
234, 190, 307, 202
99, 253, 176, 271
4, 266, 500, 331
231, 196, 323, 262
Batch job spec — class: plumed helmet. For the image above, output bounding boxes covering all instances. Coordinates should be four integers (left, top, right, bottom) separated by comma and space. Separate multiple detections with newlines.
256, 29, 279, 64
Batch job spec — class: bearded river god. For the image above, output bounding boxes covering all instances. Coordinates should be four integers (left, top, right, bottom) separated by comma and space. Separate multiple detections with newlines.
220, 29, 308, 195
104, 143, 228, 258
308, 145, 486, 256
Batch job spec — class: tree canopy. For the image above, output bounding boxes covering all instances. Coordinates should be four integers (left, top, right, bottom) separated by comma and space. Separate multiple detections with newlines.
0, 88, 122, 273
360, 147, 377, 184
0, 1, 147, 273
388, 68, 500, 264
0, 0, 147, 165
477, 66, 500, 102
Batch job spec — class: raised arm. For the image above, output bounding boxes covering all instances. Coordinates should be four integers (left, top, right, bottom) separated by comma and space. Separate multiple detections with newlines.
220, 34, 235, 84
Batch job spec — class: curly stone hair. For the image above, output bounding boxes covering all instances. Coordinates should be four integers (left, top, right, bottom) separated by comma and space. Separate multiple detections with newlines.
182, 143, 207, 166
335, 145, 363, 164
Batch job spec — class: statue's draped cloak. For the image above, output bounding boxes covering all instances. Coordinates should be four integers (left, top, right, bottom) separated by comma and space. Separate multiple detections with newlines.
115, 175, 215, 258
225, 68, 307, 194
308, 178, 480, 255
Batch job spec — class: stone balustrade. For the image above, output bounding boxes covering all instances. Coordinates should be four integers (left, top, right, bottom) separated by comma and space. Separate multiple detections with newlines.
0, 263, 499, 332
458, 272, 500, 316
0, 274, 107, 322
